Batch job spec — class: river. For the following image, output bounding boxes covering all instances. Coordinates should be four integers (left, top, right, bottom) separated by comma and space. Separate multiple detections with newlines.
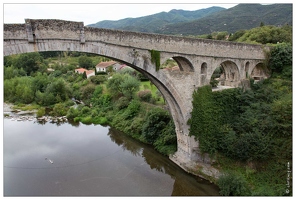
3, 115, 219, 196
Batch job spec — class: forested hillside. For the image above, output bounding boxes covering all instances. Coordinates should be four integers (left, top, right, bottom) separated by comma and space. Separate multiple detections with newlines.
88, 4, 292, 36
162, 4, 292, 35
88, 6, 225, 33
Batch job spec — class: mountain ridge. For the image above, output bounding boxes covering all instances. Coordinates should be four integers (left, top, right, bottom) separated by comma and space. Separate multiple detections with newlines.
88, 4, 292, 35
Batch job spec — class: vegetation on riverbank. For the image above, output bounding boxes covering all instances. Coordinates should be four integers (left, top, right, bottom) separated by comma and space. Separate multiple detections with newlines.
188, 43, 292, 196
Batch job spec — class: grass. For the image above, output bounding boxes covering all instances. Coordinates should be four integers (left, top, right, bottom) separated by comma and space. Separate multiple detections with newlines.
12, 103, 40, 111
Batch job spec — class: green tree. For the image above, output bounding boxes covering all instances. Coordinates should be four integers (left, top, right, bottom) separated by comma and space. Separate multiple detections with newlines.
268, 43, 292, 74
120, 75, 140, 100
142, 108, 172, 144
80, 83, 96, 105
78, 55, 93, 69
106, 73, 125, 97
14, 52, 43, 75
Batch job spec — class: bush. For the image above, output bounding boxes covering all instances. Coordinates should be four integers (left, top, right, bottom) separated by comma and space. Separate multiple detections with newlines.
114, 96, 130, 110
122, 100, 141, 119
217, 172, 251, 196
50, 103, 68, 116
36, 107, 46, 117
142, 108, 171, 144
137, 90, 152, 102
66, 107, 80, 119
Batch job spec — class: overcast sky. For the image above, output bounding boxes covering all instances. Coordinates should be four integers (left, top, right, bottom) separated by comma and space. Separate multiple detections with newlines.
3, 2, 239, 25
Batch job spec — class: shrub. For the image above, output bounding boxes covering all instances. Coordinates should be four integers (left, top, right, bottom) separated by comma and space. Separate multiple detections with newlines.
217, 172, 251, 196
137, 90, 152, 102
66, 107, 79, 119
142, 108, 171, 144
114, 96, 130, 110
36, 107, 46, 117
50, 103, 68, 116
122, 100, 141, 119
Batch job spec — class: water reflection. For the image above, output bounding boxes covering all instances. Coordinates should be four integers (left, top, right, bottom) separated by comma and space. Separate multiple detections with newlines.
4, 119, 219, 196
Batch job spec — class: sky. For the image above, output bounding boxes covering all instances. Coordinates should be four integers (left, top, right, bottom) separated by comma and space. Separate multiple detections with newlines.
3, 1, 291, 25
2, 1, 256, 25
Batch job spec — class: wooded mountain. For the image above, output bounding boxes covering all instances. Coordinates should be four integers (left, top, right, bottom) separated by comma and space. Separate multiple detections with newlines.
88, 6, 226, 33
88, 4, 292, 36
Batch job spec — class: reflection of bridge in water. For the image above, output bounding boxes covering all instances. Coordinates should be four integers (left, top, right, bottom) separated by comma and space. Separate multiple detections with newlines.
4, 19, 269, 178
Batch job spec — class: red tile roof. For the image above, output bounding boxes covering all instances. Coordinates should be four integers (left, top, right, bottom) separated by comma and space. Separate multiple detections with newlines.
95, 61, 117, 68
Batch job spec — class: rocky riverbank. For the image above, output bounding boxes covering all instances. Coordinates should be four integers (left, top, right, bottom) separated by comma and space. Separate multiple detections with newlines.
3, 102, 68, 124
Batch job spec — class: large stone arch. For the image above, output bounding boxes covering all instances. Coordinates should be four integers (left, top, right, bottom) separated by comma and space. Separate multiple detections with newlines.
4, 38, 194, 160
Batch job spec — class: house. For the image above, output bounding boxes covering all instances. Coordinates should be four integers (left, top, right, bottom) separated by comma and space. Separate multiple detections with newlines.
95, 61, 117, 72
75, 68, 95, 78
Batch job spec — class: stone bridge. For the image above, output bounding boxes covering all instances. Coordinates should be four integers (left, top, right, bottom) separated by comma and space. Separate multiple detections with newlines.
4, 19, 269, 178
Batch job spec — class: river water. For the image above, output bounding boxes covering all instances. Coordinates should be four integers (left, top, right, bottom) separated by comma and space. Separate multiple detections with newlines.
3, 117, 219, 196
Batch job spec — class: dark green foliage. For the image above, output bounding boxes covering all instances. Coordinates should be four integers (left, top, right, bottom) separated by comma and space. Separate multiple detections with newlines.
122, 100, 141, 120
188, 85, 222, 154
114, 97, 130, 110
80, 84, 96, 105
268, 43, 292, 74
153, 120, 177, 155
14, 52, 44, 75
82, 71, 87, 79
142, 108, 172, 144
217, 172, 251, 196
4, 66, 26, 79
90, 75, 107, 84
189, 77, 291, 162
66, 107, 80, 119
78, 55, 93, 69
150, 50, 161, 71
50, 103, 68, 116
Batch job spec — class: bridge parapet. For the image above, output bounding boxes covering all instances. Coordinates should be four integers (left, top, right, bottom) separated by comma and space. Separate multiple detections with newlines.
4, 19, 268, 60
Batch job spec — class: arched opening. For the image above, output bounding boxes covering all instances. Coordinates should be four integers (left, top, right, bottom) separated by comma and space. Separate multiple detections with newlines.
245, 61, 250, 78
251, 62, 269, 83
200, 62, 207, 85
4, 49, 184, 156
172, 56, 194, 72
210, 60, 240, 90
160, 58, 180, 71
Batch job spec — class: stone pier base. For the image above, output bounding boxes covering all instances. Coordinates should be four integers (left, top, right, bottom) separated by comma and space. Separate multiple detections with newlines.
169, 150, 221, 182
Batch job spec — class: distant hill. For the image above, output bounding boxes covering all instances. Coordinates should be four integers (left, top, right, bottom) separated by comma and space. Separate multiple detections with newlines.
88, 6, 226, 33
88, 4, 292, 36
161, 4, 293, 35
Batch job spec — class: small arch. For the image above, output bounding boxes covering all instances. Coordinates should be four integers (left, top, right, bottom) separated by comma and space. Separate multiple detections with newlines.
251, 62, 269, 82
172, 56, 194, 72
200, 62, 207, 85
245, 61, 250, 78
210, 60, 240, 89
